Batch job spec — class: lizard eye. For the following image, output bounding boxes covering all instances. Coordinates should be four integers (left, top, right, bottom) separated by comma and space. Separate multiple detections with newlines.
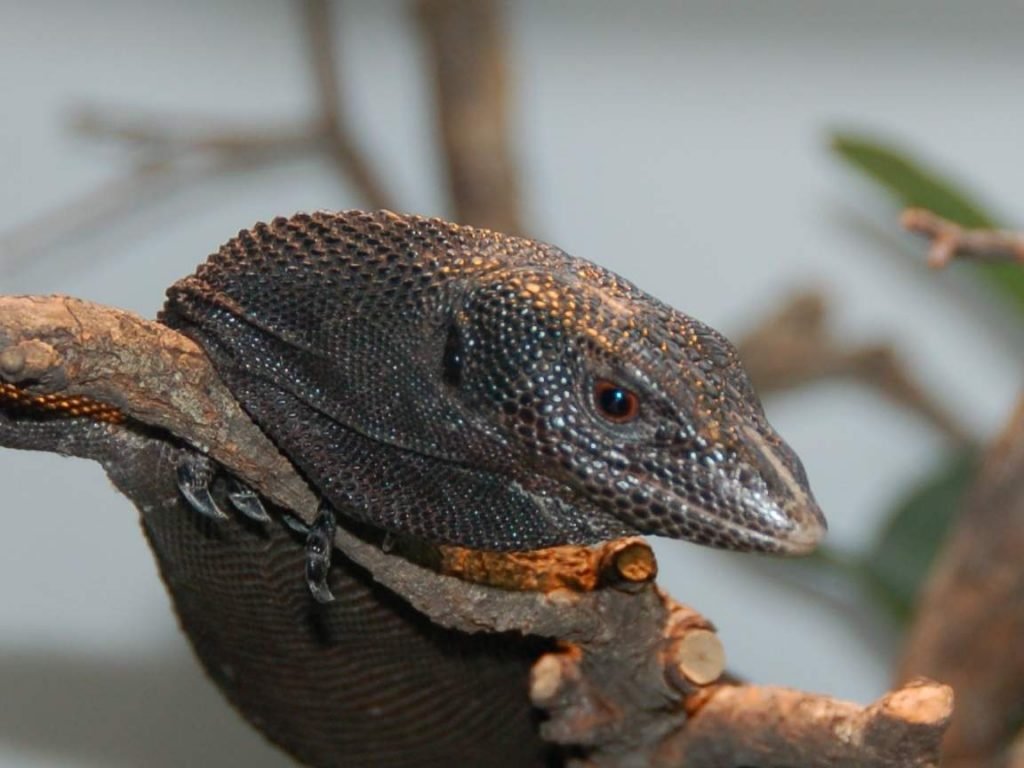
594, 380, 640, 423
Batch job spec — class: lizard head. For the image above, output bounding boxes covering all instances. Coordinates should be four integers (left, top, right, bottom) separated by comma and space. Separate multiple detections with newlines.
446, 263, 827, 555
165, 210, 825, 554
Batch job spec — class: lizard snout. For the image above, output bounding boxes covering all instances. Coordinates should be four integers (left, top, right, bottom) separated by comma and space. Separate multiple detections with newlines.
734, 425, 827, 554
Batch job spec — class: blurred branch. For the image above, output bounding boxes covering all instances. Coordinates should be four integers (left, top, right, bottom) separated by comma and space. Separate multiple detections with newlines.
72, 108, 315, 155
2, 0, 529, 273
898, 393, 1024, 765
0, 292, 952, 766
831, 132, 1024, 315
1, 0, 398, 273
736, 290, 975, 447
0, 129, 309, 274
302, 0, 395, 210
902, 208, 1024, 269
415, 0, 523, 234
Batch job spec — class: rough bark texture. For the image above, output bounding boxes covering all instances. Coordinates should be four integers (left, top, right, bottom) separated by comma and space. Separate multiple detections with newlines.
899, 394, 1024, 765
0, 294, 953, 767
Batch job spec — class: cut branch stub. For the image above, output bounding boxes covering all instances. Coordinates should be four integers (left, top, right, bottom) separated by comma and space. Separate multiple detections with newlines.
667, 629, 724, 688
436, 536, 656, 592
603, 538, 658, 586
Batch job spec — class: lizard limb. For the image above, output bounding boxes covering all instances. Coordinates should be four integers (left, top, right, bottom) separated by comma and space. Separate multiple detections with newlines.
306, 502, 338, 603
175, 450, 229, 521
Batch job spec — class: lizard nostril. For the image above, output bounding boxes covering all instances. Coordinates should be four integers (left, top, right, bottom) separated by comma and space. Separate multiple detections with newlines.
737, 425, 827, 553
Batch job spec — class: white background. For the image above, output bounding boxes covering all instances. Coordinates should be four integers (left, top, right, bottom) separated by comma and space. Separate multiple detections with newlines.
1, 2, 1022, 765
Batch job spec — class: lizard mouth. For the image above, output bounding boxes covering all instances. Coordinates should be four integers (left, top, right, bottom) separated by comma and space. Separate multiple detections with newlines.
664, 488, 826, 554
594, 473, 826, 555
551, 425, 827, 555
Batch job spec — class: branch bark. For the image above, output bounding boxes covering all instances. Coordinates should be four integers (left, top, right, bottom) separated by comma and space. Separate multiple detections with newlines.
0, 295, 952, 766
898, 393, 1024, 765
902, 208, 1024, 268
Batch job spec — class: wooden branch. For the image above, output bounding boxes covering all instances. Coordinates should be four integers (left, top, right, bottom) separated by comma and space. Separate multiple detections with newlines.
672, 679, 952, 768
898, 392, 1024, 764
414, 0, 523, 234
0, 294, 952, 766
735, 290, 975, 446
902, 208, 1024, 268
0, 296, 317, 519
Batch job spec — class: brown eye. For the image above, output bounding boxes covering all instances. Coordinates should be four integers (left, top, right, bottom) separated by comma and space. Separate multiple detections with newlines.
594, 379, 640, 423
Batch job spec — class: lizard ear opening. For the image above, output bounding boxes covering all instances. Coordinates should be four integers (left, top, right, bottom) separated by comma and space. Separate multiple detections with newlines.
442, 324, 464, 387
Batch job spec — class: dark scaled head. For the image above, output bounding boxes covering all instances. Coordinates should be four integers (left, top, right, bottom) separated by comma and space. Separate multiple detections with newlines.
165, 210, 826, 554
445, 260, 827, 555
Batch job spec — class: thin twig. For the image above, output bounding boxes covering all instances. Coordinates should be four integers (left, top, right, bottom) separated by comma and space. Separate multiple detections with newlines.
2, 1, 397, 274
72, 106, 316, 155
0, 140, 307, 277
902, 208, 1024, 269
302, 0, 395, 211
736, 290, 976, 447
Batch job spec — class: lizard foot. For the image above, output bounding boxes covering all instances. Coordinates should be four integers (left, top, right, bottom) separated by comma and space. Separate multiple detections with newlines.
305, 503, 337, 604
226, 477, 272, 523
175, 451, 229, 521
176, 450, 270, 524
176, 450, 336, 603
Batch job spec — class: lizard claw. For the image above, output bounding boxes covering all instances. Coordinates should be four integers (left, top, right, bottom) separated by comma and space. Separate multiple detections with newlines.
176, 452, 229, 521
305, 503, 336, 603
281, 513, 310, 535
227, 478, 272, 523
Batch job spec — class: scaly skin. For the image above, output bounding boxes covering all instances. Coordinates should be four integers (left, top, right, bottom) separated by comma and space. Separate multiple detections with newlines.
162, 210, 826, 555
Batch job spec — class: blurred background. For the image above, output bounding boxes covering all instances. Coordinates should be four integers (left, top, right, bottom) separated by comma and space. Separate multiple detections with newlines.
1, 1, 1022, 766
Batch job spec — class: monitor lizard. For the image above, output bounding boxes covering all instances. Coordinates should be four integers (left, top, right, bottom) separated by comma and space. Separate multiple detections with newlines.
0, 209, 827, 766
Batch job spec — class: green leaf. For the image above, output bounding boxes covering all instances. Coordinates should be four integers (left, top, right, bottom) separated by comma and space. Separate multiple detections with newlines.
832, 134, 994, 227
831, 132, 1024, 315
859, 448, 980, 624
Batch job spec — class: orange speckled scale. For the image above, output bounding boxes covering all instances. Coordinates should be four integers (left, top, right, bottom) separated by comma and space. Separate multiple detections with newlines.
0, 382, 125, 424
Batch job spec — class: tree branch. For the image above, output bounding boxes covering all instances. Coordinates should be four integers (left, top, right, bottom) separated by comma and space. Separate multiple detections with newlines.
898, 393, 1024, 764
671, 679, 952, 768
735, 290, 976, 446
902, 208, 1024, 268
0, 294, 952, 766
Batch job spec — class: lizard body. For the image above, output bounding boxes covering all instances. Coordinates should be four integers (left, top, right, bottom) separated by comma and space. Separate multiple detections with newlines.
163, 210, 825, 556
